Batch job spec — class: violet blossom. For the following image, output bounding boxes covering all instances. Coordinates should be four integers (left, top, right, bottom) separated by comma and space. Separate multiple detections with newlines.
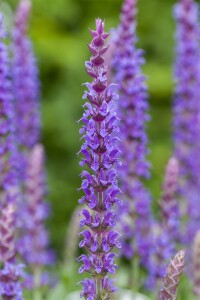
78, 19, 121, 299
112, 0, 153, 273
173, 0, 200, 243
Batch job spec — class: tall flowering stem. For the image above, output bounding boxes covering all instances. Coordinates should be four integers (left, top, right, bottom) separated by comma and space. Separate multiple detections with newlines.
0, 204, 24, 300
161, 157, 180, 241
154, 158, 180, 279
18, 144, 53, 288
112, 0, 152, 268
12, 0, 53, 287
157, 250, 185, 300
78, 19, 121, 300
173, 0, 200, 243
0, 13, 18, 208
12, 0, 40, 181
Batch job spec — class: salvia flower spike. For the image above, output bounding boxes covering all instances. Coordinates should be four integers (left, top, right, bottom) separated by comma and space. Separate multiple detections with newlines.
158, 250, 185, 300
0, 12, 18, 208
12, 0, 41, 181
173, 0, 200, 243
112, 0, 153, 271
154, 158, 180, 280
0, 204, 24, 300
18, 144, 53, 288
161, 157, 180, 241
78, 18, 121, 300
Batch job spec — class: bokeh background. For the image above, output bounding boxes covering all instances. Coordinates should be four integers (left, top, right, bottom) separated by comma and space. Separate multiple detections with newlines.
6, 0, 191, 258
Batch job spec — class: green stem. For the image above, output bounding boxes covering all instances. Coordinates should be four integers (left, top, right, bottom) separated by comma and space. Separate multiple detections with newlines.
33, 267, 42, 300
131, 256, 139, 294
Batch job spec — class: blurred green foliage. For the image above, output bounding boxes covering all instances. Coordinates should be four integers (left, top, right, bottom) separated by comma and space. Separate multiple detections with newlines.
5, 0, 199, 258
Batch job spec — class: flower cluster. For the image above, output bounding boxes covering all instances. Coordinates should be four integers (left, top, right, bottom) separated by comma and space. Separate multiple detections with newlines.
18, 145, 53, 288
12, 0, 40, 181
173, 0, 200, 243
0, 204, 24, 300
158, 250, 185, 300
78, 19, 121, 299
112, 0, 153, 270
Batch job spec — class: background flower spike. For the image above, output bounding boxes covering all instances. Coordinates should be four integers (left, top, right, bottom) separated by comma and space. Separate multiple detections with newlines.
157, 250, 185, 300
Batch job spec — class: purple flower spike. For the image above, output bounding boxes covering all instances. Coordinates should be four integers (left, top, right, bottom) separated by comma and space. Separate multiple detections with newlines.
12, 0, 40, 181
112, 0, 153, 273
0, 204, 16, 263
0, 204, 24, 300
158, 250, 185, 300
18, 145, 53, 286
152, 158, 180, 283
161, 157, 180, 240
0, 13, 18, 208
173, 0, 200, 243
78, 19, 121, 299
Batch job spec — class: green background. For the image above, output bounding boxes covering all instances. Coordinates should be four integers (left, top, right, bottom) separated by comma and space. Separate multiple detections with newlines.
5, 0, 192, 258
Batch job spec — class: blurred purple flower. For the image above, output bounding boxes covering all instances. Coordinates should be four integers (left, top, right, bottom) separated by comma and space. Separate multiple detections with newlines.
173, 0, 200, 243
112, 0, 153, 277
158, 250, 185, 300
78, 18, 121, 299
161, 157, 180, 241
148, 158, 180, 286
18, 145, 54, 287
12, 0, 40, 181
